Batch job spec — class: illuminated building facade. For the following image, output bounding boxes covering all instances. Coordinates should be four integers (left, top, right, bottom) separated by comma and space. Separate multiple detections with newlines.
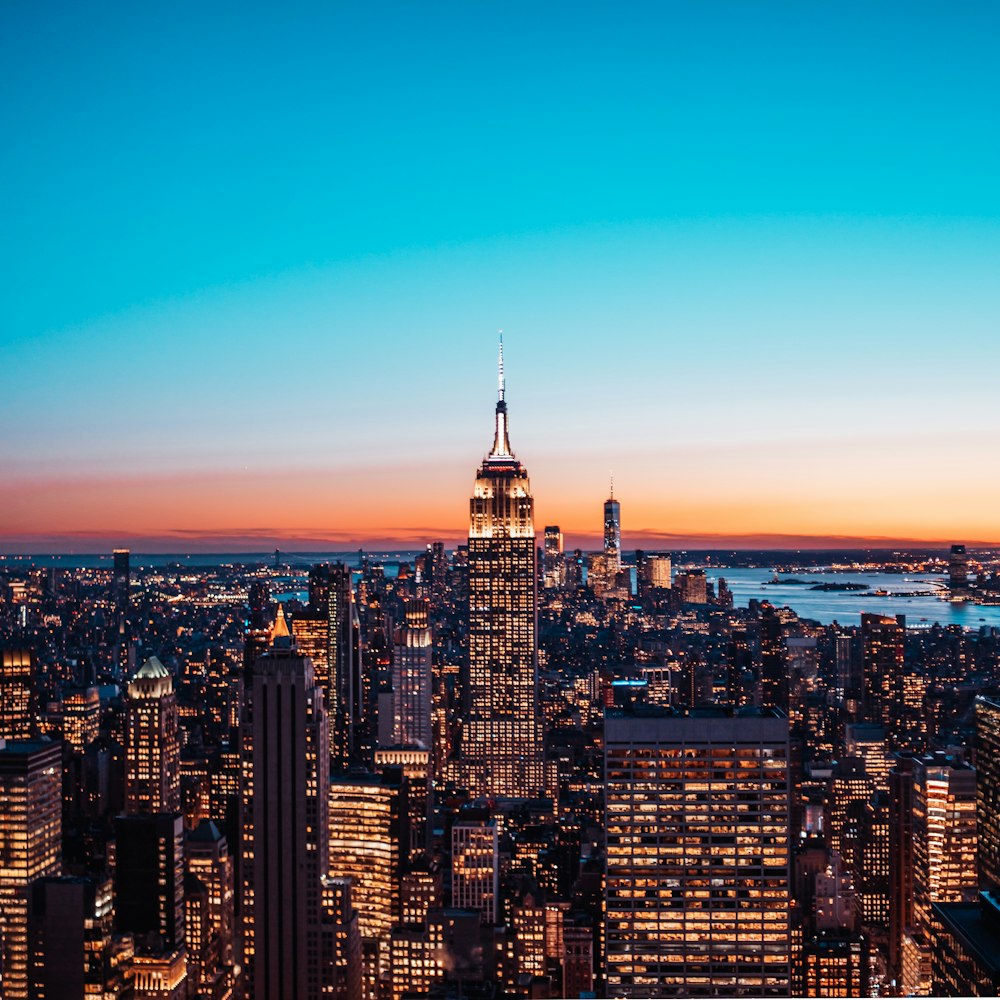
640, 554, 671, 593
931, 891, 1000, 996
542, 525, 565, 589
949, 543, 969, 595
62, 685, 101, 754
28, 875, 132, 999
604, 485, 621, 574
241, 626, 330, 1000
327, 770, 407, 954
861, 613, 905, 745
185, 819, 236, 993
975, 695, 1000, 887
125, 656, 180, 815
0, 649, 37, 740
391, 599, 432, 750
374, 747, 429, 858
310, 563, 362, 771
911, 753, 978, 933
465, 342, 542, 798
604, 709, 791, 997
451, 817, 499, 924
0, 740, 62, 1000
321, 877, 362, 1000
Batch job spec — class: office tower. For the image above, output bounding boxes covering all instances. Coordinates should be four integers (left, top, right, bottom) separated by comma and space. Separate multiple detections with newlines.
28, 875, 131, 999
833, 632, 854, 708
465, 342, 543, 798
321, 877, 363, 1000
605, 709, 791, 997
888, 756, 917, 982
374, 747, 430, 858
975, 695, 1000, 887
949, 543, 969, 595
310, 563, 362, 771
291, 611, 329, 692
327, 770, 408, 956
542, 526, 565, 589
451, 817, 499, 924
604, 479, 622, 573
0, 740, 62, 1000
931, 891, 1000, 996
62, 685, 101, 753
242, 625, 330, 1000
911, 753, 978, 933
825, 758, 875, 880
113, 813, 185, 951
858, 791, 891, 929
0, 649, 37, 739
125, 656, 180, 815
113, 547, 130, 610
185, 820, 236, 993
759, 602, 787, 714
844, 722, 891, 790
391, 599, 432, 749
861, 613, 905, 740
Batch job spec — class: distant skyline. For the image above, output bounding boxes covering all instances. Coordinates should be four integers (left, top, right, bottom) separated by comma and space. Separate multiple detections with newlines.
3, 3, 999, 552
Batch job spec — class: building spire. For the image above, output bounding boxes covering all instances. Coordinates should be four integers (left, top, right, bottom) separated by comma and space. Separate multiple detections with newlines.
489, 332, 513, 459
610, 471, 614, 500
498, 331, 505, 402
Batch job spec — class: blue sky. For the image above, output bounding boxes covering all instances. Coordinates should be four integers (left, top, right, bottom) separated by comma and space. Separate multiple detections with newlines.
3, 1, 999, 547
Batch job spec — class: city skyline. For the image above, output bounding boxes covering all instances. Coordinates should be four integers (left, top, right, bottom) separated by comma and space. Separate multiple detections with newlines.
3, 4, 1000, 552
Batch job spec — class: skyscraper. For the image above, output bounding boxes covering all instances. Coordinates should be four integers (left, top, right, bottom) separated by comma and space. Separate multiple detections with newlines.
861, 613, 905, 743
604, 479, 621, 574
465, 341, 542, 798
975, 695, 1000, 887
542, 526, 565, 589
241, 620, 330, 1000
949, 544, 969, 596
0, 739, 62, 1000
310, 563, 362, 771
391, 599, 432, 749
604, 709, 792, 997
125, 656, 180, 815
0, 649, 37, 740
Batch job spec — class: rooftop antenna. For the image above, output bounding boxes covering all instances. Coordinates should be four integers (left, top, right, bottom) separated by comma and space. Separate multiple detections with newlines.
498, 330, 505, 402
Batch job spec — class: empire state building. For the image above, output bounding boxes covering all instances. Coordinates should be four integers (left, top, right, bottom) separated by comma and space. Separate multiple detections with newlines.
464, 341, 543, 798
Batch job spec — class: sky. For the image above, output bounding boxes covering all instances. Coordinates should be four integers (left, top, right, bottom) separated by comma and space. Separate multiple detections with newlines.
2, 2, 999, 552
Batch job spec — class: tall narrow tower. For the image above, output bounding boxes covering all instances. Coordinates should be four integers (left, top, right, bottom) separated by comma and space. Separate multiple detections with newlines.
603, 477, 621, 574
465, 339, 542, 798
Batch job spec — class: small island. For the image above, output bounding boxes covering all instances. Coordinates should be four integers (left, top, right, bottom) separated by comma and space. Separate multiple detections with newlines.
808, 582, 869, 592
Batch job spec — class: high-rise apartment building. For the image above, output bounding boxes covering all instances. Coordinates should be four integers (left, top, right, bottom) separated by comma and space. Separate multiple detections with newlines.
391, 599, 432, 749
465, 342, 542, 798
125, 656, 180, 815
0, 649, 37, 740
605, 709, 792, 997
0, 739, 62, 1000
241, 625, 330, 1000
